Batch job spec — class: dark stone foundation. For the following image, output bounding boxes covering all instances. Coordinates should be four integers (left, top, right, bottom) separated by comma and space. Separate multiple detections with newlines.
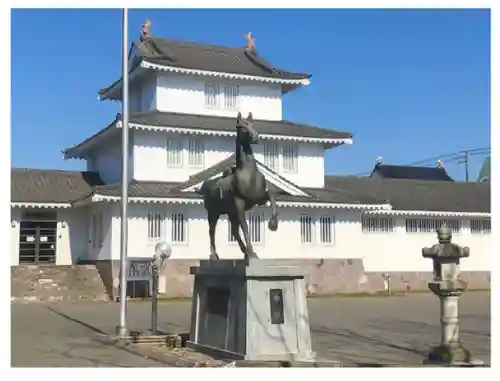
11, 259, 490, 302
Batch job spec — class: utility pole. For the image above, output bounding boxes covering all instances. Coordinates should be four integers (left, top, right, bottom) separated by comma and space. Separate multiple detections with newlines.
456, 150, 470, 182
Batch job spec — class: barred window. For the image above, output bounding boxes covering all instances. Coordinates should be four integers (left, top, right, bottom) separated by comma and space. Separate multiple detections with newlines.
320, 215, 334, 244
188, 137, 204, 167
300, 215, 314, 244
204, 83, 219, 108
264, 141, 279, 171
282, 142, 298, 172
147, 212, 163, 242
405, 218, 461, 234
171, 212, 187, 243
470, 219, 491, 234
361, 215, 394, 233
228, 213, 263, 244
166, 137, 183, 166
223, 85, 239, 110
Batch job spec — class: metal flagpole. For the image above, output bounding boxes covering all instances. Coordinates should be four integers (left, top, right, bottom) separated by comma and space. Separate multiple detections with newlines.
117, 7, 129, 338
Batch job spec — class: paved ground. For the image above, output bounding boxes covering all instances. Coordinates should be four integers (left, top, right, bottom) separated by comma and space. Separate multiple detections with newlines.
11, 292, 490, 367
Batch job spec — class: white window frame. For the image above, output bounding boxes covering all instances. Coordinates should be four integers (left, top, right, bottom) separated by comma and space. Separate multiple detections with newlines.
227, 213, 264, 245
319, 215, 335, 245
405, 218, 461, 234
171, 212, 188, 244
222, 85, 239, 110
166, 136, 183, 167
361, 215, 395, 233
470, 219, 491, 234
264, 141, 279, 171
300, 215, 315, 244
282, 142, 298, 173
147, 211, 164, 244
204, 83, 220, 108
188, 136, 205, 167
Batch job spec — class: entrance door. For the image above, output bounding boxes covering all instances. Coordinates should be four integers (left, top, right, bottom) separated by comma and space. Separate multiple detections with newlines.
19, 220, 57, 264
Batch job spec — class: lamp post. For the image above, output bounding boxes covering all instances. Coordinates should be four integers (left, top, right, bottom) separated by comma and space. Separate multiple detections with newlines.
151, 241, 172, 334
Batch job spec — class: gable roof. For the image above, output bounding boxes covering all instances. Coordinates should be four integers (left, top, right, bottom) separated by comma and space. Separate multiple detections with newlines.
324, 175, 490, 214
11, 168, 104, 204
477, 156, 490, 183
99, 36, 311, 99
63, 111, 353, 159
371, 164, 454, 181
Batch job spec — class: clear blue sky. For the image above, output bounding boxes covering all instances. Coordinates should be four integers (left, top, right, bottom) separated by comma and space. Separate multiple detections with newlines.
11, 8, 490, 180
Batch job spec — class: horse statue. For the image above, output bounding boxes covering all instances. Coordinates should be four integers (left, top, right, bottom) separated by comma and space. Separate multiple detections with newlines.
196, 112, 279, 262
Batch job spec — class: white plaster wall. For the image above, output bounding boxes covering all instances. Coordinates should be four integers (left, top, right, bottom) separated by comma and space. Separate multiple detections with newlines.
56, 208, 88, 265
86, 203, 114, 261
357, 217, 491, 273
130, 74, 157, 113
10, 208, 21, 266
156, 73, 283, 120
87, 135, 134, 183
132, 130, 325, 187
108, 204, 490, 274
133, 130, 234, 182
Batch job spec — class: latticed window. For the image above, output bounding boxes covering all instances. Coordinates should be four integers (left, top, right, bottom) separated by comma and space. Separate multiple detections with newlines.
223, 85, 239, 110
228, 213, 263, 244
300, 215, 314, 244
166, 137, 183, 166
319, 215, 334, 244
361, 215, 395, 233
405, 218, 461, 234
147, 212, 163, 242
204, 83, 219, 108
282, 142, 298, 172
470, 219, 491, 234
188, 137, 204, 167
171, 212, 187, 243
264, 141, 279, 171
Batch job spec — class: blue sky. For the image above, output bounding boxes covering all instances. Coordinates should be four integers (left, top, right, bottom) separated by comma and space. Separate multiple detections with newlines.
11, 8, 490, 180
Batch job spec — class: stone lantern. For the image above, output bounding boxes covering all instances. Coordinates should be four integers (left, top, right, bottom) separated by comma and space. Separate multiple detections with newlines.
421, 226, 482, 366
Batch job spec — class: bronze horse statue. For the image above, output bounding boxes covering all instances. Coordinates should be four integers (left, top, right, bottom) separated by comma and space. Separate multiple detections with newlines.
196, 112, 279, 261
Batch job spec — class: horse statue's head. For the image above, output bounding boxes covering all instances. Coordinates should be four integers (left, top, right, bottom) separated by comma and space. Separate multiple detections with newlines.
236, 112, 259, 145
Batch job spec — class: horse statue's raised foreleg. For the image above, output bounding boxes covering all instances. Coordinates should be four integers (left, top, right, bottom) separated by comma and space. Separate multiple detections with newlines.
266, 188, 279, 232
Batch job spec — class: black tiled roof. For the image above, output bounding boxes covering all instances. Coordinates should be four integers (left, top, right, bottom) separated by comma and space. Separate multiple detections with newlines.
10, 167, 490, 214
11, 168, 104, 203
63, 111, 352, 158
324, 175, 490, 213
129, 111, 352, 140
100, 37, 311, 98
136, 37, 311, 79
371, 164, 454, 181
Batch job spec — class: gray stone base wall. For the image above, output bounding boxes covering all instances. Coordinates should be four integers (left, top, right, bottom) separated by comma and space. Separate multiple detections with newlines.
11, 259, 490, 302
11, 265, 110, 302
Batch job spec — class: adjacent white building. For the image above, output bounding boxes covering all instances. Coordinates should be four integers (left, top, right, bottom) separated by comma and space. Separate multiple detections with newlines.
11, 32, 491, 298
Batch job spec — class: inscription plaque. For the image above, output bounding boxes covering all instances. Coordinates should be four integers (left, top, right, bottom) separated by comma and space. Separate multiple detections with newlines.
269, 288, 284, 324
206, 287, 230, 317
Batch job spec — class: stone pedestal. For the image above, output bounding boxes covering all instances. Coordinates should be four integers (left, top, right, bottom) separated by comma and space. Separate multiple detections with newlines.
187, 259, 315, 362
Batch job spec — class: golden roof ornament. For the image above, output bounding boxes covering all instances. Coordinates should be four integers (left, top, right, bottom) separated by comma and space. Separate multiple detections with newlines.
243, 32, 256, 54
140, 19, 152, 41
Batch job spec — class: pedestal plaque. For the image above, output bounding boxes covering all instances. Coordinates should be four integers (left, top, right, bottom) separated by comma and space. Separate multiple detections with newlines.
187, 259, 315, 362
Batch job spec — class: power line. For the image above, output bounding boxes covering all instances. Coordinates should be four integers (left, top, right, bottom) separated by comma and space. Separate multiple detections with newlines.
352, 147, 491, 178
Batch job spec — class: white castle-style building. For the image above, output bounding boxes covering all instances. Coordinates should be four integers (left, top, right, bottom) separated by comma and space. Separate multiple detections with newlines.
10, 30, 491, 299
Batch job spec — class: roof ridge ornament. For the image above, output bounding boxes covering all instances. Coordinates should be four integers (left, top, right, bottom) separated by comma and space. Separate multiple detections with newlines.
140, 19, 152, 42
243, 32, 257, 55
436, 160, 444, 169
376, 156, 383, 165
